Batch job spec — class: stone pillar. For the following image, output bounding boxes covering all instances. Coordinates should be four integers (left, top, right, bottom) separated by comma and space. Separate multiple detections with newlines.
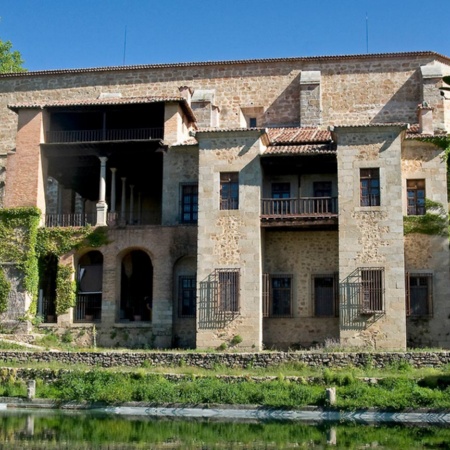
96, 156, 108, 226
138, 192, 142, 224
129, 185, 134, 224
120, 177, 126, 225
110, 168, 117, 213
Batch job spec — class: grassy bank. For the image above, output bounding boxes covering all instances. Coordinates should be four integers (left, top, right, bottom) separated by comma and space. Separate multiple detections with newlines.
2, 365, 450, 410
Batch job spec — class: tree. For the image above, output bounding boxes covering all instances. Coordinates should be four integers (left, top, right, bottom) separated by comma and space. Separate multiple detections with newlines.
0, 39, 26, 73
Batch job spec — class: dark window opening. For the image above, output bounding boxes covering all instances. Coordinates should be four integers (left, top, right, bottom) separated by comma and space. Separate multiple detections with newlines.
360, 168, 380, 206
262, 274, 293, 318
313, 274, 338, 317
406, 273, 432, 317
407, 179, 426, 215
178, 276, 196, 318
249, 117, 257, 128
181, 184, 198, 224
220, 172, 239, 210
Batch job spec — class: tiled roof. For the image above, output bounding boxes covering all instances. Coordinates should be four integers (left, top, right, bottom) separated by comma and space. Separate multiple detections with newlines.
196, 127, 264, 133
267, 127, 332, 144
172, 137, 198, 146
405, 124, 448, 139
264, 144, 336, 155
0, 51, 447, 78
8, 96, 197, 123
8, 96, 185, 110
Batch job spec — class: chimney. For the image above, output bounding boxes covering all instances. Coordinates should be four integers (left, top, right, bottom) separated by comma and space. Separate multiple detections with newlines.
417, 102, 434, 135
178, 86, 193, 107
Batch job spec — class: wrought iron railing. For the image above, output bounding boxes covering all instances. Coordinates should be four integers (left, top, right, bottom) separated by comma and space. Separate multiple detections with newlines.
45, 213, 95, 227
45, 127, 164, 143
261, 197, 338, 216
74, 293, 102, 322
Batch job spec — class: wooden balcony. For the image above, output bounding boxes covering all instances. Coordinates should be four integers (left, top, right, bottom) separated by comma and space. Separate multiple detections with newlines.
45, 127, 164, 143
261, 197, 338, 229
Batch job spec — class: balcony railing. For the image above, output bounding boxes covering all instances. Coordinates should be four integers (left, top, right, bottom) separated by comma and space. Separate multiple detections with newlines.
45, 127, 164, 143
261, 197, 338, 217
45, 213, 95, 227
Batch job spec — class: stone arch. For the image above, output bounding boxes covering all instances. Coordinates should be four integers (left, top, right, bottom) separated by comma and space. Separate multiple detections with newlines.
119, 248, 153, 322
76, 250, 103, 322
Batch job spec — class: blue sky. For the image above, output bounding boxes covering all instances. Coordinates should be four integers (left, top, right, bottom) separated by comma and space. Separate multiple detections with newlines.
1, 0, 450, 71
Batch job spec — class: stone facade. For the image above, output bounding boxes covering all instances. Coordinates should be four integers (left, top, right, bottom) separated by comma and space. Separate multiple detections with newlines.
0, 51, 449, 350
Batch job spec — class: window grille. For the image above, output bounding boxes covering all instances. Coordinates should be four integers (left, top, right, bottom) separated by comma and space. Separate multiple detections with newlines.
360, 268, 384, 313
216, 269, 240, 312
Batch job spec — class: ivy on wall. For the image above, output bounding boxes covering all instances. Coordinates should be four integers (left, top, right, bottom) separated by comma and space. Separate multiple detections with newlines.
0, 207, 109, 317
403, 199, 449, 236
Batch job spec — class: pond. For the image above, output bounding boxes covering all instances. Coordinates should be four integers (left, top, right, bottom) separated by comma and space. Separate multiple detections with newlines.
0, 410, 450, 449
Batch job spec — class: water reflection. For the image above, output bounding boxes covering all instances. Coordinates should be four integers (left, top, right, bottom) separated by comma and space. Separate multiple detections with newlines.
0, 410, 449, 449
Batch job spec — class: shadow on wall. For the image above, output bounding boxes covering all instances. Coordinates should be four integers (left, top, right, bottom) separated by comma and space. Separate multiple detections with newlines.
339, 268, 384, 331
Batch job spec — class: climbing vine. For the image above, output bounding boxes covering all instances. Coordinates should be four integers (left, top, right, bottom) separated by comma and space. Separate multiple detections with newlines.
55, 264, 76, 315
0, 207, 110, 318
0, 207, 41, 314
403, 199, 449, 236
0, 268, 10, 314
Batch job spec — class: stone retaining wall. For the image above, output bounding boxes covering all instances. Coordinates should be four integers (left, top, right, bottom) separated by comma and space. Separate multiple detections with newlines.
0, 351, 449, 369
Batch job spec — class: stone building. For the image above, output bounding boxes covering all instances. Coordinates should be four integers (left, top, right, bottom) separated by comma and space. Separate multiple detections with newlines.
0, 51, 449, 350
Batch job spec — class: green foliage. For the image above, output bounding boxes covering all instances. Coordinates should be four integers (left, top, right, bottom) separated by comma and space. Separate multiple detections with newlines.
0, 267, 11, 313
0, 39, 26, 73
403, 199, 448, 236
230, 335, 243, 346
55, 264, 76, 315
0, 208, 41, 312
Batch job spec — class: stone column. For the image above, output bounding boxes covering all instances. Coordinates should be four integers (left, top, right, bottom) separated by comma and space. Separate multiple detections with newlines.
110, 168, 117, 213
120, 177, 126, 225
96, 156, 108, 226
129, 185, 134, 224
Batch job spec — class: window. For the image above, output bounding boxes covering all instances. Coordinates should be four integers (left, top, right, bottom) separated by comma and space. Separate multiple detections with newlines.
313, 274, 338, 317
407, 179, 425, 215
220, 172, 239, 210
249, 117, 257, 128
406, 273, 432, 317
360, 168, 380, 206
360, 268, 384, 313
181, 184, 198, 224
262, 274, 292, 317
178, 276, 196, 318
217, 269, 240, 312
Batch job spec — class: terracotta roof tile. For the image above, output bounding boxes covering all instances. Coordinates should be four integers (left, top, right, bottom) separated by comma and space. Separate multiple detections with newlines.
0, 51, 447, 78
264, 144, 336, 155
267, 127, 332, 144
405, 124, 448, 139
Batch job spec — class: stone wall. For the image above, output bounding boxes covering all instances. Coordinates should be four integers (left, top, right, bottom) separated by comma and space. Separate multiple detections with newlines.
336, 126, 407, 350
263, 230, 339, 349
0, 53, 446, 158
0, 350, 449, 369
196, 130, 263, 350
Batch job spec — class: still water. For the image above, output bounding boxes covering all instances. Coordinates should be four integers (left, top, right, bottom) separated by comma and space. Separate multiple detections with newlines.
1, 410, 450, 449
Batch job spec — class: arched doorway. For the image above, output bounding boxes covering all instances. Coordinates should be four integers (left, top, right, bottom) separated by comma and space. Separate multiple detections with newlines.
76, 251, 103, 322
120, 250, 153, 322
